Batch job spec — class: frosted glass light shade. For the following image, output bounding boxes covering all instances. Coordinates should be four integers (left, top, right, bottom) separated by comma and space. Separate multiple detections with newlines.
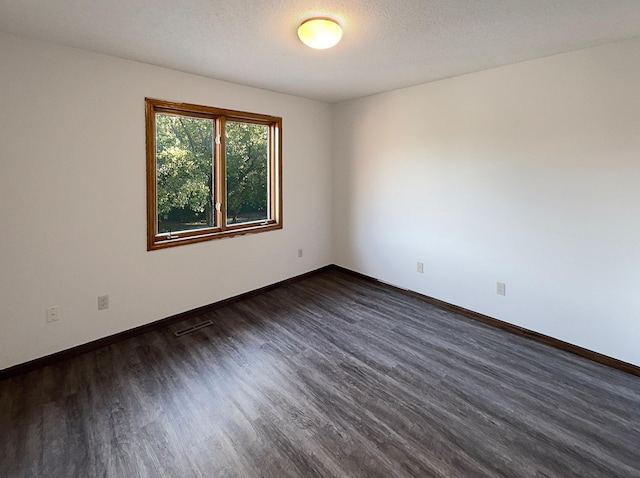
297, 18, 343, 49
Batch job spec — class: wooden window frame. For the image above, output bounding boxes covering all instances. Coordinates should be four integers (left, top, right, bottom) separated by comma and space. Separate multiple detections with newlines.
145, 98, 282, 251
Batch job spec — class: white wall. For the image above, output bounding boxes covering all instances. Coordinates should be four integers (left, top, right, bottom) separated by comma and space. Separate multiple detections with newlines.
0, 33, 333, 370
333, 39, 640, 366
3, 32, 639, 372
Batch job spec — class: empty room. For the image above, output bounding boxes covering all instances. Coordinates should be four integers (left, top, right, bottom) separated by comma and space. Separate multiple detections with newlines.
1, 1, 639, 476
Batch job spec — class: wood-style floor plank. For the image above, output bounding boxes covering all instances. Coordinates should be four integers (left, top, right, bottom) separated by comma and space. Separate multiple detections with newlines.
1, 269, 639, 477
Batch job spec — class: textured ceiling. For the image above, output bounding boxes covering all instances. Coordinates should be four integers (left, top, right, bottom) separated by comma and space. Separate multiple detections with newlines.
1, 1, 639, 103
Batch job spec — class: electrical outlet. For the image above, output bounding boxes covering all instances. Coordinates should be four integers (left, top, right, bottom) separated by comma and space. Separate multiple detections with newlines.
298, 248, 303, 258
497, 282, 506, 296
98, 295, 109, 310
417, 262, 424, 274
46, 306, 60, 323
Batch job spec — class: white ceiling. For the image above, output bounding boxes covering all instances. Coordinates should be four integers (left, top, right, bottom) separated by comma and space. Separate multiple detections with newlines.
1, 1, 639, 103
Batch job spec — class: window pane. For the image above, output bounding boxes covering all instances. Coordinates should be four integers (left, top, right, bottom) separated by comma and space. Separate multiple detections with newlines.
225, 121, 269, 225
155, 113, 214, 234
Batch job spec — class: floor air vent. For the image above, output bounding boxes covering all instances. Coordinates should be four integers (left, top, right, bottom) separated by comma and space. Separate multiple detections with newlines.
174, 320, 214, 337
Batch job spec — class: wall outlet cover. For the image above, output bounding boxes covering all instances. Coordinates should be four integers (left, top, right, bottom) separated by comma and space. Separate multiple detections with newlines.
497, 282, 506, 296
46, 306, 60, 323
98, 295, 109, 310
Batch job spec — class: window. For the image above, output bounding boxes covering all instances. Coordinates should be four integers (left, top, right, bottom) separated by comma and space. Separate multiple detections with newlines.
145, 98, 282, 250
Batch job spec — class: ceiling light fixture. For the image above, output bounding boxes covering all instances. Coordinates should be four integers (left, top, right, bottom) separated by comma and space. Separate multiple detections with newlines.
297, 18, 343, 49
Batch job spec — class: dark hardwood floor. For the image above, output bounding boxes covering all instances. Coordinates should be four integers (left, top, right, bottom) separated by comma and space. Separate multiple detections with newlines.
1, 269, 639, 477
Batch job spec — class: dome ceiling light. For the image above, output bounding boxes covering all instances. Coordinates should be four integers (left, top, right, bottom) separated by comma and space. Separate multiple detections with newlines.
297, 18, 343, 49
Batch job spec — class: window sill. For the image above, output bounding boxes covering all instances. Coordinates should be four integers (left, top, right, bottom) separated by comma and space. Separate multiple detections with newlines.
148, 222, 282, 251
